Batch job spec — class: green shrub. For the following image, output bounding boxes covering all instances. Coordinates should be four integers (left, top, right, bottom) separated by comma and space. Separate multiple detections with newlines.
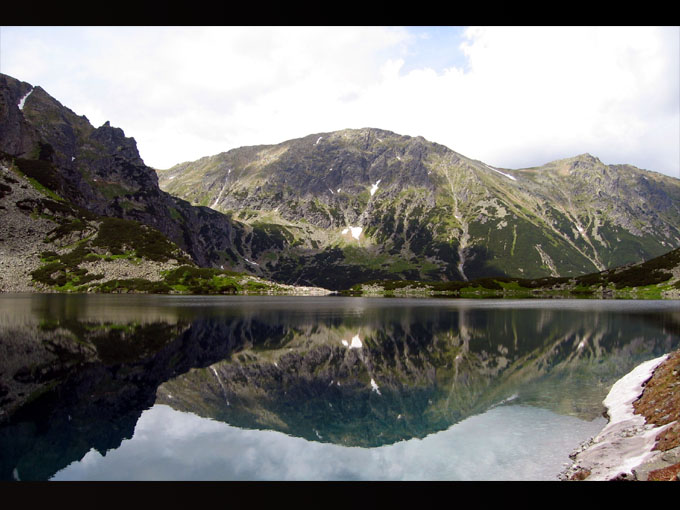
97, 278, 172, 293
46, 218, 88, 242
92, 217, 187, 262
40, 251, 60, 262
30, 262, 66, 285
607, 266, 672, 289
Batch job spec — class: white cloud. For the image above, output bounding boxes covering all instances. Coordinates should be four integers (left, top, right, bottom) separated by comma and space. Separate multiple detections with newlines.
0, 26, 677, 177
448, 26, 680, 175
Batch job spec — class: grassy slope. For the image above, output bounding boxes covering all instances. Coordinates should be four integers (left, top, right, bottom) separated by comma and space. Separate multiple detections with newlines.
346, 247, 680, 299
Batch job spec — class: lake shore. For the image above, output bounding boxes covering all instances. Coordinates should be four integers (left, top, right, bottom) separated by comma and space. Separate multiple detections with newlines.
560, 349, 680, 481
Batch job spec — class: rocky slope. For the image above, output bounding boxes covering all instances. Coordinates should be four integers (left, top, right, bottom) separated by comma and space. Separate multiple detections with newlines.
0, 154, 186, 292
159, 128, 680, 289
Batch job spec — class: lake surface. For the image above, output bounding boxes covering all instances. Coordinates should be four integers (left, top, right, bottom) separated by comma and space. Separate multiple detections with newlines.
0, 294, 678, 481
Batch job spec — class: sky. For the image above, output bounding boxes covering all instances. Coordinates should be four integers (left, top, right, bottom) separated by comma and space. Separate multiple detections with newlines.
1, 26, 678, 178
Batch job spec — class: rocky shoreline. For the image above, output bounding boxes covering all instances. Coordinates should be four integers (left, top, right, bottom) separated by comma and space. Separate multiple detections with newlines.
560, 349, 680, 481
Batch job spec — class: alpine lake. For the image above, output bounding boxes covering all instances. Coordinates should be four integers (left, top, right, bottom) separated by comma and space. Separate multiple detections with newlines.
1, 293, 678, 481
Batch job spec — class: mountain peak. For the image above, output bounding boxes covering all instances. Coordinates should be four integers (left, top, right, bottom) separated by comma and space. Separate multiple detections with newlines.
573, 153, 601, 164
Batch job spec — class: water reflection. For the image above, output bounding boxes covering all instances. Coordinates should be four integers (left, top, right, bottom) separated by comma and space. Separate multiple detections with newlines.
0, 294, 677, 480
51, 404, 605, 481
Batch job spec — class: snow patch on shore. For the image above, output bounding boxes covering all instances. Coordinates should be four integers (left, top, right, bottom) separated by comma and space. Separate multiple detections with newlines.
566, 355, 672, 481
604, 357, 666, 425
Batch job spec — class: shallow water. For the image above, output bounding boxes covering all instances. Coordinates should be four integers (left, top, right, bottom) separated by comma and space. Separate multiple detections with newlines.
0, 294, 677, 481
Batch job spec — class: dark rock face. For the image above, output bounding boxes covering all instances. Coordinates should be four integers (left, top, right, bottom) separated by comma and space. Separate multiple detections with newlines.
0, 75, 40, 157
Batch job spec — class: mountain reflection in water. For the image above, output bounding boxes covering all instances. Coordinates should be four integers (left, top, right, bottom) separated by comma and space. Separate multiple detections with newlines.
0, 294, 677, 481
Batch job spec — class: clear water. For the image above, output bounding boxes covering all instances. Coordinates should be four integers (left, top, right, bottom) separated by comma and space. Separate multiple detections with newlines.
1, 294, 677, 481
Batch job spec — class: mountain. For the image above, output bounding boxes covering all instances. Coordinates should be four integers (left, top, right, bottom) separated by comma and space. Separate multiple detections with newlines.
2, 72, 679, 292
158, 128, 680, 289
0, 73, 284, 274
0, 73, 331, 293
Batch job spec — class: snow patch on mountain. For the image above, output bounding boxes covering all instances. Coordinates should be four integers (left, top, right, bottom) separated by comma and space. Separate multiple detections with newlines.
342, 334, 363, 349
17, 88, 34, 110
484, 164, 516, 181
